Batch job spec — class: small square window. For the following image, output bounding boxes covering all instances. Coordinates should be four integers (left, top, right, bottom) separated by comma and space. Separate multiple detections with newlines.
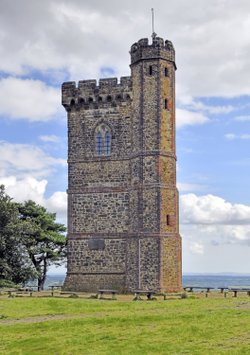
164, 99, 169, 110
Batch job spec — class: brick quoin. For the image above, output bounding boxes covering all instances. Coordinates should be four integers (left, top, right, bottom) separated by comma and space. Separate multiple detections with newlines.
62, 34, 182, 293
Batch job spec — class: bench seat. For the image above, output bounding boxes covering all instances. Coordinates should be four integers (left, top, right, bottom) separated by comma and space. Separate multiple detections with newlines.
97, 289, 117, 299
133, 290, 156, 301
183, 286, 214, 292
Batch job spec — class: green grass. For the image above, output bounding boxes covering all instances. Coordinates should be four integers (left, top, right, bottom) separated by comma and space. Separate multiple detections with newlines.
0, 297, 250, 354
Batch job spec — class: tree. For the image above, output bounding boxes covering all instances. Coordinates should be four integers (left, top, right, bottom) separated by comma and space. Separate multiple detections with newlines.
0, 185, 35, 285
18, 200, 66, 290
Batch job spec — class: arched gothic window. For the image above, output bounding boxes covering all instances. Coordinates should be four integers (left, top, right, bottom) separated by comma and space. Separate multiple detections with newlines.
95, 124, 111, 156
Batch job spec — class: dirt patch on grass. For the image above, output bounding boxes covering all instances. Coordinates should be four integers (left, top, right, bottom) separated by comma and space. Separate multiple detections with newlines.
236, 301, 250, 310
0, 312, 109, 325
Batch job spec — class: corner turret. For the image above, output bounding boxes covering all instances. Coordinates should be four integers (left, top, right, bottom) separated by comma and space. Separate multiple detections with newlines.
130, 36, 176, 69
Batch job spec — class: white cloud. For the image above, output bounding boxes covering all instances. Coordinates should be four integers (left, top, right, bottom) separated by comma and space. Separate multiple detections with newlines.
177, 183, 205, 192
0, 176, 47, 205
239, 134, 250, 140
0, 141, 67, 224
180, 193, 250, 225
204, 105, 235, 115
46, 191, 67, 219
190, 242, 204, 255
0, 0, 140, 79
180, 194, 250, 251
1, 0, 250, 98
177, 90, 235, 115
176, 108, 209, 128
0, 141, 66, 178
234, 115, 250, 122
0, 77, 61, 121
225, 133, 250, 140
39, 135, 61, 143
180, 194, 250, 270
1, 175, 67, 225
46, 192, 67, 225
181, 223, 250, 248
225, 133, 236, 140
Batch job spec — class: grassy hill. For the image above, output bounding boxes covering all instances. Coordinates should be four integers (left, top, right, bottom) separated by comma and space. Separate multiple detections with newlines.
0, 295, 250, 354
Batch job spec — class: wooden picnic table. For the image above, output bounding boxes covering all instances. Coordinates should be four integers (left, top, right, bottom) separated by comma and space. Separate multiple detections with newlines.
3, 286, 39, 297
18, 286, 39, 296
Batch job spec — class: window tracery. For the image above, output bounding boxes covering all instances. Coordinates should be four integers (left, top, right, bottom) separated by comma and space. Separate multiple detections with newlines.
95, 124, 111, 156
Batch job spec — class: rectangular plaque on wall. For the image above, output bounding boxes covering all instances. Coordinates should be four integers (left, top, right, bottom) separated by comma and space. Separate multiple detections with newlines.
88, 239, 105, 250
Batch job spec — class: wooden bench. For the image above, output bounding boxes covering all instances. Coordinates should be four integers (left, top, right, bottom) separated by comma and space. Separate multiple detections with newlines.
228, 288, 250, 297
133, 290, 156, 301
160, 292, 185, 300
183, 286, 214, 293
97, 289, 117, 300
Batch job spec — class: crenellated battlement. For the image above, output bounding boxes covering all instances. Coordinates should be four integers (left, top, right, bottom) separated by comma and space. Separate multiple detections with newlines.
62, 76, 132, 110
130, 36, 175, 66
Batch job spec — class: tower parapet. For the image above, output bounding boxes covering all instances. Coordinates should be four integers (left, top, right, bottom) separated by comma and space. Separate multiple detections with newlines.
62, 76, 132, 110
130, 37, 176, 68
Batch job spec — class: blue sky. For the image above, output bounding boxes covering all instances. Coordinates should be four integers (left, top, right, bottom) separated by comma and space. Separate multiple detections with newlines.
0, 0, 250, 274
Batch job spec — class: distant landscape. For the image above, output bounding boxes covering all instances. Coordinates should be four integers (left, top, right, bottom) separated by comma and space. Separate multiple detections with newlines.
44, 273, 250, 290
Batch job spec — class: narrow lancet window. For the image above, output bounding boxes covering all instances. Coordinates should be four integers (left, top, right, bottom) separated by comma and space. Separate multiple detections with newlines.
105, 131, 111, 156
96, 132, 102, 156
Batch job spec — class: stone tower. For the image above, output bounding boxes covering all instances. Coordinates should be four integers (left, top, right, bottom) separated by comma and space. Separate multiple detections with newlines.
62, 35, 182, 293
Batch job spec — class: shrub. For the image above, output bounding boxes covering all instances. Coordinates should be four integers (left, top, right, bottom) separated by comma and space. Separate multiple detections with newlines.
0, 279, 19, 288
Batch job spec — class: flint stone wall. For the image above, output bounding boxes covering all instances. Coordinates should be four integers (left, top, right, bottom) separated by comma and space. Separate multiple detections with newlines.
63, 36, 182, 293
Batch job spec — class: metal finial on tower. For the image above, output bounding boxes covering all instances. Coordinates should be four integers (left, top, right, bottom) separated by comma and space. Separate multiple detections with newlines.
151, 8, 157, 42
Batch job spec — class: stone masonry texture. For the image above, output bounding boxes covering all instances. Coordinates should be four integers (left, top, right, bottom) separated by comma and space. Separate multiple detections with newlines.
62, 35, 182, 293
